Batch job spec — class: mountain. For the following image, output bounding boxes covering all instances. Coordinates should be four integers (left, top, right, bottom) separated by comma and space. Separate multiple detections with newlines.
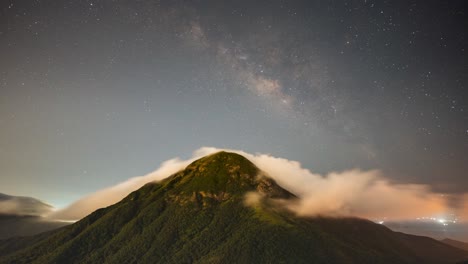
1, 151, 467, 263
0, 193, 70, 239
442, 239, 468, 252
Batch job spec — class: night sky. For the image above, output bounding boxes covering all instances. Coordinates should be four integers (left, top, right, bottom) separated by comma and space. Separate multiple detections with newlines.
1, 0, 467, 210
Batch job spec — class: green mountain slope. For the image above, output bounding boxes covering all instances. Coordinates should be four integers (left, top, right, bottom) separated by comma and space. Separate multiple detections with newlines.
1, 151, 467, 264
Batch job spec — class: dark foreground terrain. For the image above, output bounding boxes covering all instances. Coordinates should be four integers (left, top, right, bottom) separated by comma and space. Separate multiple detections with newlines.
1, 152, 467, 263
442, 239, 468, 252
0, 214, 69, 240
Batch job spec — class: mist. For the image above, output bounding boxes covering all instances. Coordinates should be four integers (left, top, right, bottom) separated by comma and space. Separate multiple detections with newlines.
0, 194, 53, 216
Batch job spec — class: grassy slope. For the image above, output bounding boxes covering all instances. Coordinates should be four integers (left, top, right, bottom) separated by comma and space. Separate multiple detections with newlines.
1, 152, 467, 264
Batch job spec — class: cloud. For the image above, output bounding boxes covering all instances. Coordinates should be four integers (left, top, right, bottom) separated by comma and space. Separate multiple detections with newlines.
0, 194, 53, 216
199, 148, 453, 221
48, 157, 199, 221
244, 192, 263, 207
48, 147, 468, 222
459, 194, 468, 221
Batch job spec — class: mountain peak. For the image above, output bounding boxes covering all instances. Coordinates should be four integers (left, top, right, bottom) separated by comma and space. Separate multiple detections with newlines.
186, 151, 258, 175
178, 151, 293, 198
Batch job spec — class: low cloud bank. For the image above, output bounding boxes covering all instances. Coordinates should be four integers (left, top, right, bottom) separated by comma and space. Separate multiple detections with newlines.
48, 147, 468, 222
0, 194, 53, 216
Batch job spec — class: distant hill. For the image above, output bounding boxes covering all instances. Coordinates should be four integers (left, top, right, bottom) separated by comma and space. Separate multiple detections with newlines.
0, 193, 70, 239
384, 220, 468, 242
0, 214, 70, 239
1, 152, 467, 263
442, 238, 468, 252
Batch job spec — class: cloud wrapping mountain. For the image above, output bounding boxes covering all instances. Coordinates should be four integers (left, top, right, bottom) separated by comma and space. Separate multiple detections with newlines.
48, 158, 195, 220
48, 147, 467, 222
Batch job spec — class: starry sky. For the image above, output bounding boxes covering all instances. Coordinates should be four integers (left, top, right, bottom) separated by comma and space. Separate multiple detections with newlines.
0, 0, 467, 209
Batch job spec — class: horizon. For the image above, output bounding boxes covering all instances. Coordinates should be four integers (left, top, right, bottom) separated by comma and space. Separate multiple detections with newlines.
2, 148, 468, 242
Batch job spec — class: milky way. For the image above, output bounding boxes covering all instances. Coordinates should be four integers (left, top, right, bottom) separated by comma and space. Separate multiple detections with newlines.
0, 1, 466, 210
